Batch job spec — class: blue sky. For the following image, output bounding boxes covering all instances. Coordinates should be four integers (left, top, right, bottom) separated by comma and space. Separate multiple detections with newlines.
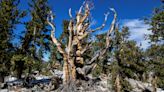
18, 0, 162, 36
16, 0, 162, 61
50, 0, 162, 37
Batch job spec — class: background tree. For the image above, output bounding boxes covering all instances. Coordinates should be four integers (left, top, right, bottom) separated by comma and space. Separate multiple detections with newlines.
0, 0, 26, 82
91, 33, 113, 76
107, 27, 146, 92
11, 0, 51, 79
146, 5, 164, 89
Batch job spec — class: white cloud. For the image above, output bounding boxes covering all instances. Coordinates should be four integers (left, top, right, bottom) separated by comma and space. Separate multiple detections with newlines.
121, 19, 152, 49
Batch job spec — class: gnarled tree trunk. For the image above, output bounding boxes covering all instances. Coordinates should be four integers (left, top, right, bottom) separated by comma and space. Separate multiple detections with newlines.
47, 2, 117, 84
152, 75, 157, 92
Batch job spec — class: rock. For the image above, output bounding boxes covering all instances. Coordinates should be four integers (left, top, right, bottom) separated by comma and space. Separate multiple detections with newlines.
0, 83, 5, 88
3, 73, 163, 92
65, 74, 110, 92
50, 69, 63, 79
125, 78, 164, 92
4, 76, 17, 83
0, 89, 8, 92
34, 75, 51, 80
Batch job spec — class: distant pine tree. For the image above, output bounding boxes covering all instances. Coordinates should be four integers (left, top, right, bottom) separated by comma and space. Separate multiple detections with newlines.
146, 6, 164, 88
0, 0, 26, 82
12, 0, 51, 79
109, 27, 146, 91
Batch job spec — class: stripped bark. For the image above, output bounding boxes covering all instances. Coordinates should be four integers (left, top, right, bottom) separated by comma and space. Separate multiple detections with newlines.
47, 2, 117, 84
152, 75, 157, 92
115, 74, 121, 92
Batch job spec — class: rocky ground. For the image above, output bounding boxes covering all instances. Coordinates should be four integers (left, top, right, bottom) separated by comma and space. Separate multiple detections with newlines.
0, 70, 164, 92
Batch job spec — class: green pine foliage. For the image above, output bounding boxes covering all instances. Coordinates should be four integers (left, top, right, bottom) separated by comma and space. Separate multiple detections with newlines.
146, 45, 164, 88
149, 6, 164, 42
0, 0, 26, 81
23, 0, 51, 56
146, 6, 164, 89
107, 27, 146, 91
11, 0, 51, 78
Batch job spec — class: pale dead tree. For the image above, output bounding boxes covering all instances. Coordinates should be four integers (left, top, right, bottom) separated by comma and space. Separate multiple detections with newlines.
47, 2, 117, 84
115, 74, 121, 92
152, 75, 157, 92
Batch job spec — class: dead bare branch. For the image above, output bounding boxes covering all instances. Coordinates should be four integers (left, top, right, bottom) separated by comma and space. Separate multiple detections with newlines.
47, 11, 66, 55
80, 4, 90, 24
69, 8, 73, 19
67, 20, 73, 55
87, 8, 117, 65
89, 12, 109, 33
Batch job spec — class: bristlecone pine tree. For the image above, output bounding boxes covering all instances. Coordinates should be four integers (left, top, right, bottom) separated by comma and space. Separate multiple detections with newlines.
146, 5, 164, 89
11, 0, 51, 79
0, 0, 26, 82
111, 27, 146, 91
47, 2, 117, 84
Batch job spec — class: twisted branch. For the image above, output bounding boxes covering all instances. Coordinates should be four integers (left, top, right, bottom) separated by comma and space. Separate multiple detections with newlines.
47, 11, 66, 55
89, 12, 109, 33
87, 8, 117, 65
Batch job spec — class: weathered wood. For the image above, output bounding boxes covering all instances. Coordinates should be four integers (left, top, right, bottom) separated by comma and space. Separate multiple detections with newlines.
48, 2, 117, 85
115, 74, 121, 92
